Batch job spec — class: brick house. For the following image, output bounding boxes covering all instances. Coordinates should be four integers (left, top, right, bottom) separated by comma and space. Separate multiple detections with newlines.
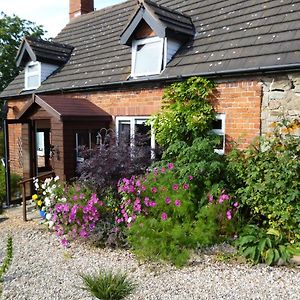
1, 0, 300, 198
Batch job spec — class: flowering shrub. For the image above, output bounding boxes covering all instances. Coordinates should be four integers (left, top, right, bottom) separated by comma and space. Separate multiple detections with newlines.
50, 184, 103, 247
192, 190, 239, 247
117, 164, 197, 266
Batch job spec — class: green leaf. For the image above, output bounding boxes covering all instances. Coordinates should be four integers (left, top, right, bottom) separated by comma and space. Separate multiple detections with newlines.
265, 249, 275, 266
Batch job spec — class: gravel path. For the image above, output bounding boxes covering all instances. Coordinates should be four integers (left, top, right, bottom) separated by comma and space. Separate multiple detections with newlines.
1, 208, 300, 300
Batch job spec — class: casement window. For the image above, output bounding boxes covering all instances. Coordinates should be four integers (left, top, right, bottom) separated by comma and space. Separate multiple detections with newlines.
131, 37, 165, 77
25, 61, 41, 90
75, 131, 98, 162
212, 114, 226, 155
116, 116, 155, 157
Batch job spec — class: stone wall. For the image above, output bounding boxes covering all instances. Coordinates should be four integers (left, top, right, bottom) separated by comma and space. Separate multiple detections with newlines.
261, 73, 300, 134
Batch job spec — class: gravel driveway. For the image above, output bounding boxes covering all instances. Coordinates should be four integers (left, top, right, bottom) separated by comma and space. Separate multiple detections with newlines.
1, 208, 300, 300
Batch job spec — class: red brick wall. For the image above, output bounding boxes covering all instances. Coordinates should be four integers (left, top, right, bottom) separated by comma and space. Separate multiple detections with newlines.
5, 78, 262, 177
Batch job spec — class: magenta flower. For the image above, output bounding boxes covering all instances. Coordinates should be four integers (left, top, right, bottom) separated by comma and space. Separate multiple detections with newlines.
168, 163, 174, 170
174, 199, 181, 207
226, 210, 232, 220
73, 195, 78, 201
61, 238, 69, 247
208, 194, 214, 203
149, 201, 157, 207
172, 184, 179, 191
161, 212, 168, 221
233, 202, 239, 208
183, 183, 189, 190
219, 194, 230, 203
165, 197, 171, 204
151, 187, 158, 193
188, 175, 193, 181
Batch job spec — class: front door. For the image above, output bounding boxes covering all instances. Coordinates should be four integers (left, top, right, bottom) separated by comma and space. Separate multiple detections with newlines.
36, 128, 51, 173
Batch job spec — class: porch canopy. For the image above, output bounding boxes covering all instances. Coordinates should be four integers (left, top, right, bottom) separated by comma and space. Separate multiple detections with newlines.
17, 94, 111, 121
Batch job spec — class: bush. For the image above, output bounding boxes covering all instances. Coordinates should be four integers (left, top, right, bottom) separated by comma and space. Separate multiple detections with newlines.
118, 164, 196, 266
235, 225, 297, 266
227, 119, 300, 241
192, 190, 239, 247
79, 270, 136, 300
0, 131, 4, 158
77, 132, 152, 197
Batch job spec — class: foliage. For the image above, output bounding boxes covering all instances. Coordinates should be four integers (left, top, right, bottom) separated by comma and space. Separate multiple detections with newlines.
192, 190, 239, 247
0, 131, 4, 157
150, 76, 215, 148
118, 164, 197, 266
77, 132, 152, 197
0, 236, 13, 284
227, 119, 300, 241
235, 225, 295, 266
160, 137, 227, 207
0, 12, 45, 93
0, 166, 6, 211
79, 270, 137, 300
50, 184, 102, 247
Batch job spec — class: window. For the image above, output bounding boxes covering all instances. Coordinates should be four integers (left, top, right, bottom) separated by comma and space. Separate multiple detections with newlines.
212, 114, 226, 155
75, 130, 98, 163
131, 37, 165, 77
116, 116, 155, 158
25, 61, 41, 90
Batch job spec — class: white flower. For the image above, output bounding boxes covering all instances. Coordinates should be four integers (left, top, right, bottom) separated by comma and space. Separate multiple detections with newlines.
54, 176, 59, 181
41, 183, 46, 189
61, 197, 67, 203
34, 182, 39, 189
127, 217, 132, 223
46, 213, 52, 221
44, 197, 51, 207
48, 221, 54, 228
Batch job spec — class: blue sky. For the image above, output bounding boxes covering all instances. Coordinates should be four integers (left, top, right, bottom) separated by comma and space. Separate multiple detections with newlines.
1, 0, 125, 38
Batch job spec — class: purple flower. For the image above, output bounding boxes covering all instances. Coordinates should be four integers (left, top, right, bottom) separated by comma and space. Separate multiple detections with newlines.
219, 194, 230, 203
183, 183, 189, 190
149, 201, 157, 207
172, 184, 179, 191
144, 197, 150, 206
167, 163, 174, 170
174, 199, 181, 207
161, 212, 168, 221
188, 175, 193, 181
233, 202, 239, 208
226, 210, 232, 220
73, 195, 78, 201
61, 238, 69, 247
151, 187, 158, 193
208, 194, 214, 203
165, 197, 171, 204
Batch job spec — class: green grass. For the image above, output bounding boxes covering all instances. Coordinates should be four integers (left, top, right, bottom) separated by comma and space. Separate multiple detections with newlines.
79, 270, 137, 300
0, 236, 13, 295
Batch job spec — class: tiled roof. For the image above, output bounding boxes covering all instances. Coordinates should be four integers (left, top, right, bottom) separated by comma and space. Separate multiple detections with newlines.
16, 36, 73, 67
17, 95, 111, 121
2, 0, 300, 98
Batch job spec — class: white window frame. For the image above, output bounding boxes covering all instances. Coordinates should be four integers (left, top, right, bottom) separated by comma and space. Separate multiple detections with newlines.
25, 61, 41, 90
212, 114, 226, 155
116, 116, 155, 158
131, 36, 165, 77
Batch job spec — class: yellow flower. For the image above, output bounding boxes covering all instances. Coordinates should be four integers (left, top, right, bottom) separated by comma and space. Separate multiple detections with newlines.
32, 194, 38, 200
37, 200, 43, 206
114, 207, 118, 212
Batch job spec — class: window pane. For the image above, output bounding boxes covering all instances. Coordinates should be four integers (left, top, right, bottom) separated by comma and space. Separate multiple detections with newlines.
134, 41, 163, 75
135, 120, 151, 148
27, 75, 39, 88
119, 121, 131, 146
212, 119, 222, 130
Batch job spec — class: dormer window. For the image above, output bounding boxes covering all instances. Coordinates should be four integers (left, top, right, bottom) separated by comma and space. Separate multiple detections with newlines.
132, 37, 164, 77
25, 61, 41, 90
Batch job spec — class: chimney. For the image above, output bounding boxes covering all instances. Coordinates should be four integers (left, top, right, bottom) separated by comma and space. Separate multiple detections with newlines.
69, 0, 94, 20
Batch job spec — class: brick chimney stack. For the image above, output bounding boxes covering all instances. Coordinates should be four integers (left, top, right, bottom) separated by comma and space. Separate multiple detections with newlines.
69, 0, 94, 20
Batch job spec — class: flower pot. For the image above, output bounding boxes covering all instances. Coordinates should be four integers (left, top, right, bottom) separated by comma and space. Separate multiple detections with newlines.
39, 210, 46, 219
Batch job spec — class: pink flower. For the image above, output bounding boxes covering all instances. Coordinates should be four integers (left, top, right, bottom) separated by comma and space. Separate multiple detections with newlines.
161, 212, 168, 221
73, 195, 78, 201
167, 163, 174, 170
233, 202, 239, 208
172, 184, 179, 191
165, 197, 171, 204
188, 175, 193, 181
79, 193, 84, 199
151, 187, 158, 193
149, 201, 157, 207
161, 167, 166, 173
183, 183, 189, 190
174, 199, 181, 207
219, 194, 230, 203
61, 238, 69, 247
226, 210, 232, 220
208, 194, 214, 203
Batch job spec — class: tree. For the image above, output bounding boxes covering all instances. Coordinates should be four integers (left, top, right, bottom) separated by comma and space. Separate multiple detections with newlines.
0, 12, 46, 93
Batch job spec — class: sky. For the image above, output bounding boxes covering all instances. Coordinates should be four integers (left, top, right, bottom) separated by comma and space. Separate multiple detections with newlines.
1, 0, 125, 38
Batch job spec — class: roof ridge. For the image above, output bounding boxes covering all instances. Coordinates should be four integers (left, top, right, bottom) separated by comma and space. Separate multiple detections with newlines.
25, 36, 74, 50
